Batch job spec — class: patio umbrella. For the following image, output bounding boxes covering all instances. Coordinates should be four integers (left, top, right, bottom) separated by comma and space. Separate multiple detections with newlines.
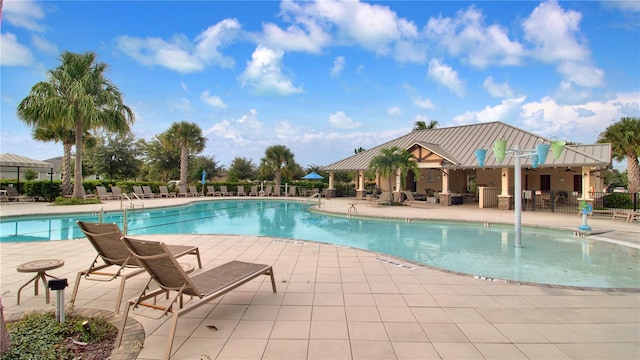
302, 172, 324, 180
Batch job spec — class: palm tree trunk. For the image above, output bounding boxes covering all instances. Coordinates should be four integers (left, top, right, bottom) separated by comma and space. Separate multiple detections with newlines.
73, 119, 84, 198
180, 147, 188, 185
62, 142, 72, 195
627, 154, 640, 193
275, 169, 282, 193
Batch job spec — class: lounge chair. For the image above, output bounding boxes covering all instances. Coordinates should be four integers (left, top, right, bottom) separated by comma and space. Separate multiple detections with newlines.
403, 191, 430, 207
236, 185, 246, 196
273, 186, 281, 197
206, 185, 216, 196
249, 185, 258, 196
131, 185, 147, 199
189, 185, 202, 197
177, 185, 190, 197
263, 185, 272, 196
220, 185, 234, 196
287, 185, 297, 197
5, 186, 34, 202
96, 186, 115, 200
371, 191, 391, 206
116, 236, 276, 360
159, 186, 176, 198
142, 186, 158, 198
71, 221, 202, 314
111, 186, 124, 200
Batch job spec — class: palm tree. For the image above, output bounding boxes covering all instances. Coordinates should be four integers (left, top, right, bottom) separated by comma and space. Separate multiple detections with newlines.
368, 146, 403, 203
412, 120, 438, 132
17, 51, 134, 198
32, 126, 96, 196
260, 145, 295, 192
396, 148, 419, 193
164, 121, 206, 185
598, 117, 640, 193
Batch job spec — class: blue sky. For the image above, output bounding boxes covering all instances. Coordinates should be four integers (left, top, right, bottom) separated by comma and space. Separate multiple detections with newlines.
1, 0, 639, 170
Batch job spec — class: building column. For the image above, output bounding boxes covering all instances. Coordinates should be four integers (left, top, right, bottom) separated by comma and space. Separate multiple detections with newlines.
498, 167, 512, 210
579, 166, 593, 205
326, 171, 336, 198
356, 170, 366, 198
439, 169, 450, 205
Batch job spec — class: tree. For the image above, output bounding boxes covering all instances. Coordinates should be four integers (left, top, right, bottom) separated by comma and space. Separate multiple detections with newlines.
227, 157, 257, 182
190, 155, 221, 183
259, 145, 295, 190
17, 51, 134, 198
84, 132, 142, 180
396, 148, 419, 192
164, 122, 206, 185
144, 135, 181, 181
368, 146, 417, 203
412, 120, 438, 132
598, 117, 640, 193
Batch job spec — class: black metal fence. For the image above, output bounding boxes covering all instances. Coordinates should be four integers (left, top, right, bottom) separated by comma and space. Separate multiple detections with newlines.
522, 190, 638, 215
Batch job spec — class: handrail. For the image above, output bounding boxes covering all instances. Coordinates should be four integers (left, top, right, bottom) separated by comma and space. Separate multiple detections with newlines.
302, 192, 321, 208
120, 192, 144, 209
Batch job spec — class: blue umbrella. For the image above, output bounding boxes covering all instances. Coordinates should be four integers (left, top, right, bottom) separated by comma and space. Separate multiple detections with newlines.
302, 172, 324, 180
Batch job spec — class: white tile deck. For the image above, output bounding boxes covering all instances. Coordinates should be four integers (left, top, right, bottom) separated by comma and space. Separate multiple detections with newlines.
1, 197, 638, 359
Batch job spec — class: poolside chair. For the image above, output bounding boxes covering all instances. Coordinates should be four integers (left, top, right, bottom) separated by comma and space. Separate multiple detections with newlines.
263, 185, 273, 196
287, 185, 297, 197
159, 186, 176, 198
188, 185, 202, 197
131, 185, 147, 199
142, 186, 159, 198
111, 186, 124, 200
236, 185, 246, 196
205, 185, 216, 196
177, 185, 190, 197
371, 191, 391, 206
403, 191, 430, 208
96, 186, 115, 200
273, 186, 281, 197
249, 185, 258, 196
116, 236, 276, 360
71, 221, 202, 314
5, 186, 34, 202
220, 185, 233, 196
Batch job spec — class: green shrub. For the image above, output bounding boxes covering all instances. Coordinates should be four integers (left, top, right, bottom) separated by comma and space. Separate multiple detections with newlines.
603, 193, 632, 209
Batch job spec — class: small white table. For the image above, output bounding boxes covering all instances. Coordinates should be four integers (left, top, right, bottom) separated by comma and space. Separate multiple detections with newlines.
16, 259, 65, 304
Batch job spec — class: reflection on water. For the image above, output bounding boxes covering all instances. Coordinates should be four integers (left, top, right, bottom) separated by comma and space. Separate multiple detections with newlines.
1, 200, 638, 288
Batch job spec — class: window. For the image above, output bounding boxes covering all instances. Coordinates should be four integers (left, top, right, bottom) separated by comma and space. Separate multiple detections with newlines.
540, 175, 551, 191
573, 174, 581, 192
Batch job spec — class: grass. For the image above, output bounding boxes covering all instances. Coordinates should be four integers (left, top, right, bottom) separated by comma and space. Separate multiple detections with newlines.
2, 311, 117, 360
53, 197, 102, 205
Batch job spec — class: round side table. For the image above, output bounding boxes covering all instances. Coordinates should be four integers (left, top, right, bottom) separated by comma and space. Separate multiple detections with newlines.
16, 259, 64, 305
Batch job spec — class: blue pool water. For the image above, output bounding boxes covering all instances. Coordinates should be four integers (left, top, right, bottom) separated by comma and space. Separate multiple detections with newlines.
1, 200, 638, 289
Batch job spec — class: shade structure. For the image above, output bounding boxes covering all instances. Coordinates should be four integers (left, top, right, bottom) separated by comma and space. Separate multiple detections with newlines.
302, 172, 324, 180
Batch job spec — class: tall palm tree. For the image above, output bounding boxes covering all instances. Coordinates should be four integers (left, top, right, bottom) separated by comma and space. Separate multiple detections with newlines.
598, 117, 640, 193
32, 126, 96, 195
17, 51, 134, 198
412, 120, 438, 132
396, 148, 419, 193
260, 145, 295, 192
164, 121, 206, 185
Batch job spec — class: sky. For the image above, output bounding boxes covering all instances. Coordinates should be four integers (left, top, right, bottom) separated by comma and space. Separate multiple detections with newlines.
1, 0, 639, 171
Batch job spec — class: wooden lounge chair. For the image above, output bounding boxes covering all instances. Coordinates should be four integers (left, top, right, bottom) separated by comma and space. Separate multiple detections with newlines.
159, 186, 176, 198
142, 186, 158, 198
116, 236, 276, 360
287, 185, 297, 197
111, 186, 124, 200
236, 185, 246, 196
6, 186, 34, 202
249, 185, 258, 196
96, 186, 115, 200
131, 185, 147, 199
206, 185, 216, 196
403, 191, 430, 207
263, 185, 272, 196
371, 191, 391, 206
71, 221, 202, 314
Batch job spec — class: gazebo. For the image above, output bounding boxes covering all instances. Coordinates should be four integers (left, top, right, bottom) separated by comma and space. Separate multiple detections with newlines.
0, 153, 53, 196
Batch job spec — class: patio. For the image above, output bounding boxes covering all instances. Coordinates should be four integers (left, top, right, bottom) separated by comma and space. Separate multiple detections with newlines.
1, 197, 638, 359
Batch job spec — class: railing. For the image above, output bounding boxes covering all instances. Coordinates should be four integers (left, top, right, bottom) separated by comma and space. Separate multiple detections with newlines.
302, 192, 321, 208
120, 192, 144, 210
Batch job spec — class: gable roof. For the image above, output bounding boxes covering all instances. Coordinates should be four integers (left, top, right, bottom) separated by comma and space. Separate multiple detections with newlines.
322, 122, 611, 171
0, 153, 53, 168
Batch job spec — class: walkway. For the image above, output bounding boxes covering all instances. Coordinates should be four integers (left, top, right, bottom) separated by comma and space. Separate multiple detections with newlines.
1, 197, 638, 359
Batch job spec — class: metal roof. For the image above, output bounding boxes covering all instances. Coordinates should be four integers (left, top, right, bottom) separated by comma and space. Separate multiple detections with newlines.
0, 153, 53, 168
322, 122, 611, 171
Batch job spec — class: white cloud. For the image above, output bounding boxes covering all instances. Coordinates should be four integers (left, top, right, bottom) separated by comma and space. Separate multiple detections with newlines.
204, 109, 263, 145
413, 97, 435, 110
31, 34, 58, 55
603, 1, 640, 12
428, 59, 464, 97
261, 19, 330, 54
238, 45, 303, 95
425, 6, 524, 68
0, 33, 34, 66
557, 61, 604, 88
387, 106, 402, 117
483, 77, 514, 98
181, 81, 189, 93
200, 91, 227, 108
330, 56, 346, 78
116, 18, 239, 73
523, 1, 588, 63
453, 96, 526, 124
329, 111, 362, 129
2, 0, 46, 32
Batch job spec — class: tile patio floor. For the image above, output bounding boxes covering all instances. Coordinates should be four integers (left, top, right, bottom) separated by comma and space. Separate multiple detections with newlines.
1, 197, 638, 359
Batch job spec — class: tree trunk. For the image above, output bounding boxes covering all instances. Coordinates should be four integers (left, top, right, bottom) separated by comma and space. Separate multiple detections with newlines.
275, 169, 282, 193
62, 142, 72, 196
180, 147, 188, 185
627, 153, 640, 194
0, 296, 10, 355
72, 119, 84, 198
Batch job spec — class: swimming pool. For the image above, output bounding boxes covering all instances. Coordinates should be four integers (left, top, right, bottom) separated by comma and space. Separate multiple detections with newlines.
1, 200, 638, 289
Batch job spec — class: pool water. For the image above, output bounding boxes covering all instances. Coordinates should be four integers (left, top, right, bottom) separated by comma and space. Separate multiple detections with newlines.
1, 200, 638, 289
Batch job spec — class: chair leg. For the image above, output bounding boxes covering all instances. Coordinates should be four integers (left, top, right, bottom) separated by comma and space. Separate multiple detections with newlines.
114, 274, 128, 314
268, 268, 277, 293
70, 271, 85, 306
165, 314, 180, 360
115, 299, 132, 348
